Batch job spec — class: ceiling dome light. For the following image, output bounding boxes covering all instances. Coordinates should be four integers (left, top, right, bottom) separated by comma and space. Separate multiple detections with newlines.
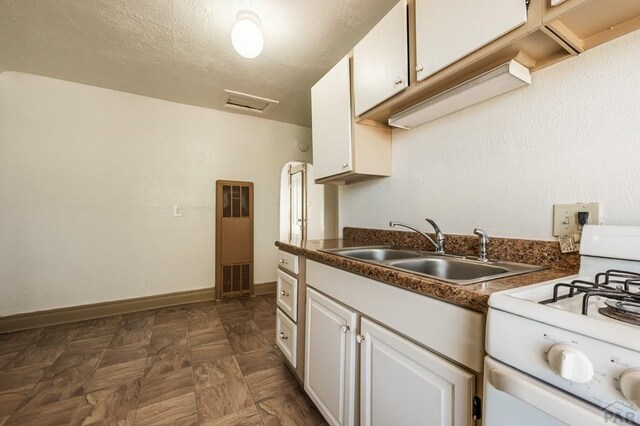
231, 12, 264, 59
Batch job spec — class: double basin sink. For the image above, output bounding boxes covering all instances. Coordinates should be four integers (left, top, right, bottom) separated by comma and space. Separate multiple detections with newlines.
320, 246, 544, 285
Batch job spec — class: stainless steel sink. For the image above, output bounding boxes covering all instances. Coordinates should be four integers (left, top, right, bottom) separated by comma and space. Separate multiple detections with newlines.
320, 246, 543, 285
386, 257, 508, 281
326, 247, 422, 262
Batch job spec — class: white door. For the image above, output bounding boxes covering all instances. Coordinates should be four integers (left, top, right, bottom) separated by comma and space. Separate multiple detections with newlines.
305, 288, 357, 426
311, 56, 353, 180
353, 0, 409, 116
289, 165, 304, 240
360, 318, 474, 426
415, 0, 527, 80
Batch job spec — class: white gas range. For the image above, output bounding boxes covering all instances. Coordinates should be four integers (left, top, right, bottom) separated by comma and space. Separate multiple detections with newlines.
485, 225, 640, 425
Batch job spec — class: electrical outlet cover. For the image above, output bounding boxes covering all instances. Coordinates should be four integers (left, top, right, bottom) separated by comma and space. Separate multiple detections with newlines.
553, 202, 600, 237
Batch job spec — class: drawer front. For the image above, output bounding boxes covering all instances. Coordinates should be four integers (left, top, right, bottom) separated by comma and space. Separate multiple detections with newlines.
276, 308, 297, 368
277, 250, 299, 275
276, 270, 298, 322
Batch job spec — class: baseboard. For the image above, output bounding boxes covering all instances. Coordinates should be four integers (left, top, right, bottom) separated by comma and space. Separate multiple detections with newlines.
254, 281, 276, 295
0, 287, 215, 334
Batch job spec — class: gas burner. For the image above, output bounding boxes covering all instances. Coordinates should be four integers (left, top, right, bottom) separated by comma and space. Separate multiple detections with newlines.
605, 299, 640, 315
599, 300, 640, 326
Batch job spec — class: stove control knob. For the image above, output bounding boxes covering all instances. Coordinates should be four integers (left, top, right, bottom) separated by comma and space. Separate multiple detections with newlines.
620, 368, 640, 407
547, 343, 594, 384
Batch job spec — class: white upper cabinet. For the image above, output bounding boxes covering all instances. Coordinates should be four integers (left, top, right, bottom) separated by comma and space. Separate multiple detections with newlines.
311, 56, 353, 180
415, 0, 528, 80
353, 0, 409, 116
311, 56, 392, 184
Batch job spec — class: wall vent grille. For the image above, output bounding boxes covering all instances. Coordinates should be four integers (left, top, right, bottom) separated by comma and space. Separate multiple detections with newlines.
224, 89, 279, 114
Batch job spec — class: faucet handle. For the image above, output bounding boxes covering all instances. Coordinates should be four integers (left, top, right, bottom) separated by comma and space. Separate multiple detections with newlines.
425, 218, 445, 254
473, 228, 489, 241
473, 228, 489, 261
425, 218, 443, 236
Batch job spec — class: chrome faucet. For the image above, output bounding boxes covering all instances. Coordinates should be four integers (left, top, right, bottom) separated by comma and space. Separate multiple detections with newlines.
389, 219, 445, 254
473, 228, 489, 262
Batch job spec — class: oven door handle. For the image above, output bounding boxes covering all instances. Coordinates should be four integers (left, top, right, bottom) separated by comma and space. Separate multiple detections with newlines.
488, 361, 609, 426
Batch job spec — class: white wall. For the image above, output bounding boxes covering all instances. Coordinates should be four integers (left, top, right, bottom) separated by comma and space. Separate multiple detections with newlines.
340, 30, 640, 241
0, 72, 311, 315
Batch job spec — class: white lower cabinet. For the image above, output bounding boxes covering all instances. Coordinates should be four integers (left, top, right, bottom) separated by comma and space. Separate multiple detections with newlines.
304, 262, 480, 426
360, 318, 475, 426
304, 288, 358, 426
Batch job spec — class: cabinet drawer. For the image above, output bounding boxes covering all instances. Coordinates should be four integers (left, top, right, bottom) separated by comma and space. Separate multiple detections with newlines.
276, 308, 297, 368
277, 249, 299, 275
276, 270, 298, 322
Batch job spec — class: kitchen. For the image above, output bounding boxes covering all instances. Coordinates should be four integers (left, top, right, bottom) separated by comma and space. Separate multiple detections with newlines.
1, 0, 639, 425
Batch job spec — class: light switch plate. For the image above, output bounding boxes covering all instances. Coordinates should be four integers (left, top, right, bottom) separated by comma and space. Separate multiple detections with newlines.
553, 202, 600, 237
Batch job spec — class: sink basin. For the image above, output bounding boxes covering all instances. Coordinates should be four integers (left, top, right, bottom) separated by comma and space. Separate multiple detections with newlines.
320, 245, 544, 285
325, 247, 422, 262
386, 257, 508, 281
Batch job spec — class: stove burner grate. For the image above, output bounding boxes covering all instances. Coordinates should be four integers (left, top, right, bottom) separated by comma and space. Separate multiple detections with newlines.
540, 269, 640, 318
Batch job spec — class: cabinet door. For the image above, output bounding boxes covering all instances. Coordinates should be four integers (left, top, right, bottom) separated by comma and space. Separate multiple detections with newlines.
311, 56, 353, 180
305, 288, 357, 426
415, 0, 527, 80
360, 318, 475, 426
353, 0, 409, 116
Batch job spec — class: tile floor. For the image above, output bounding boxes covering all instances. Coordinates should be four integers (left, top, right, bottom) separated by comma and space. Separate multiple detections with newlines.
0, 294, 325, 425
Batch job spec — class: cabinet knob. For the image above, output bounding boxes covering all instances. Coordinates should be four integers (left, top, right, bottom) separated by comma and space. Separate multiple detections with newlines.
416, 63, 424, 73
279, 259, 287, 264
280, 290, 289, 297
279, 332, 288, 340
342, 163, 349, 169
356, 334, 365, 343
394, 76, 403, 85
341, 325, 350, 334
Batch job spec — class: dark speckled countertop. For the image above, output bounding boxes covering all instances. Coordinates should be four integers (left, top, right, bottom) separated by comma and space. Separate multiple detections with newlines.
275, 237, 576, 314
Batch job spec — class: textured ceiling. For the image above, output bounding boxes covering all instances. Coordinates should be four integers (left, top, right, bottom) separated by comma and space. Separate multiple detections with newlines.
0, 0, 399, 127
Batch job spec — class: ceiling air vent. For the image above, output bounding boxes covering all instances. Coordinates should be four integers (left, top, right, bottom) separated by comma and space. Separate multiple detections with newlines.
224, 89, 279, 114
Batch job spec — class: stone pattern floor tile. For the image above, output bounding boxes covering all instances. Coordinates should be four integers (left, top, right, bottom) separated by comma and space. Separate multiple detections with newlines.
0, 293, 324, 425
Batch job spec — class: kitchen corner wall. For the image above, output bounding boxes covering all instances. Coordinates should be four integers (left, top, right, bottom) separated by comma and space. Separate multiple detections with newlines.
340, 30, 640, 241
0, 72, 311, 316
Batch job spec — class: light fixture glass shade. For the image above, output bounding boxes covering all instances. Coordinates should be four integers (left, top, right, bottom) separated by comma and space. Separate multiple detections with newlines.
231, 17, 264, 59
388, 60, 531, 129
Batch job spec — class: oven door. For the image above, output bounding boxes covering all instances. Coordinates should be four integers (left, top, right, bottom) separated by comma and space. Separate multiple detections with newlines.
484, 357, 615, 426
